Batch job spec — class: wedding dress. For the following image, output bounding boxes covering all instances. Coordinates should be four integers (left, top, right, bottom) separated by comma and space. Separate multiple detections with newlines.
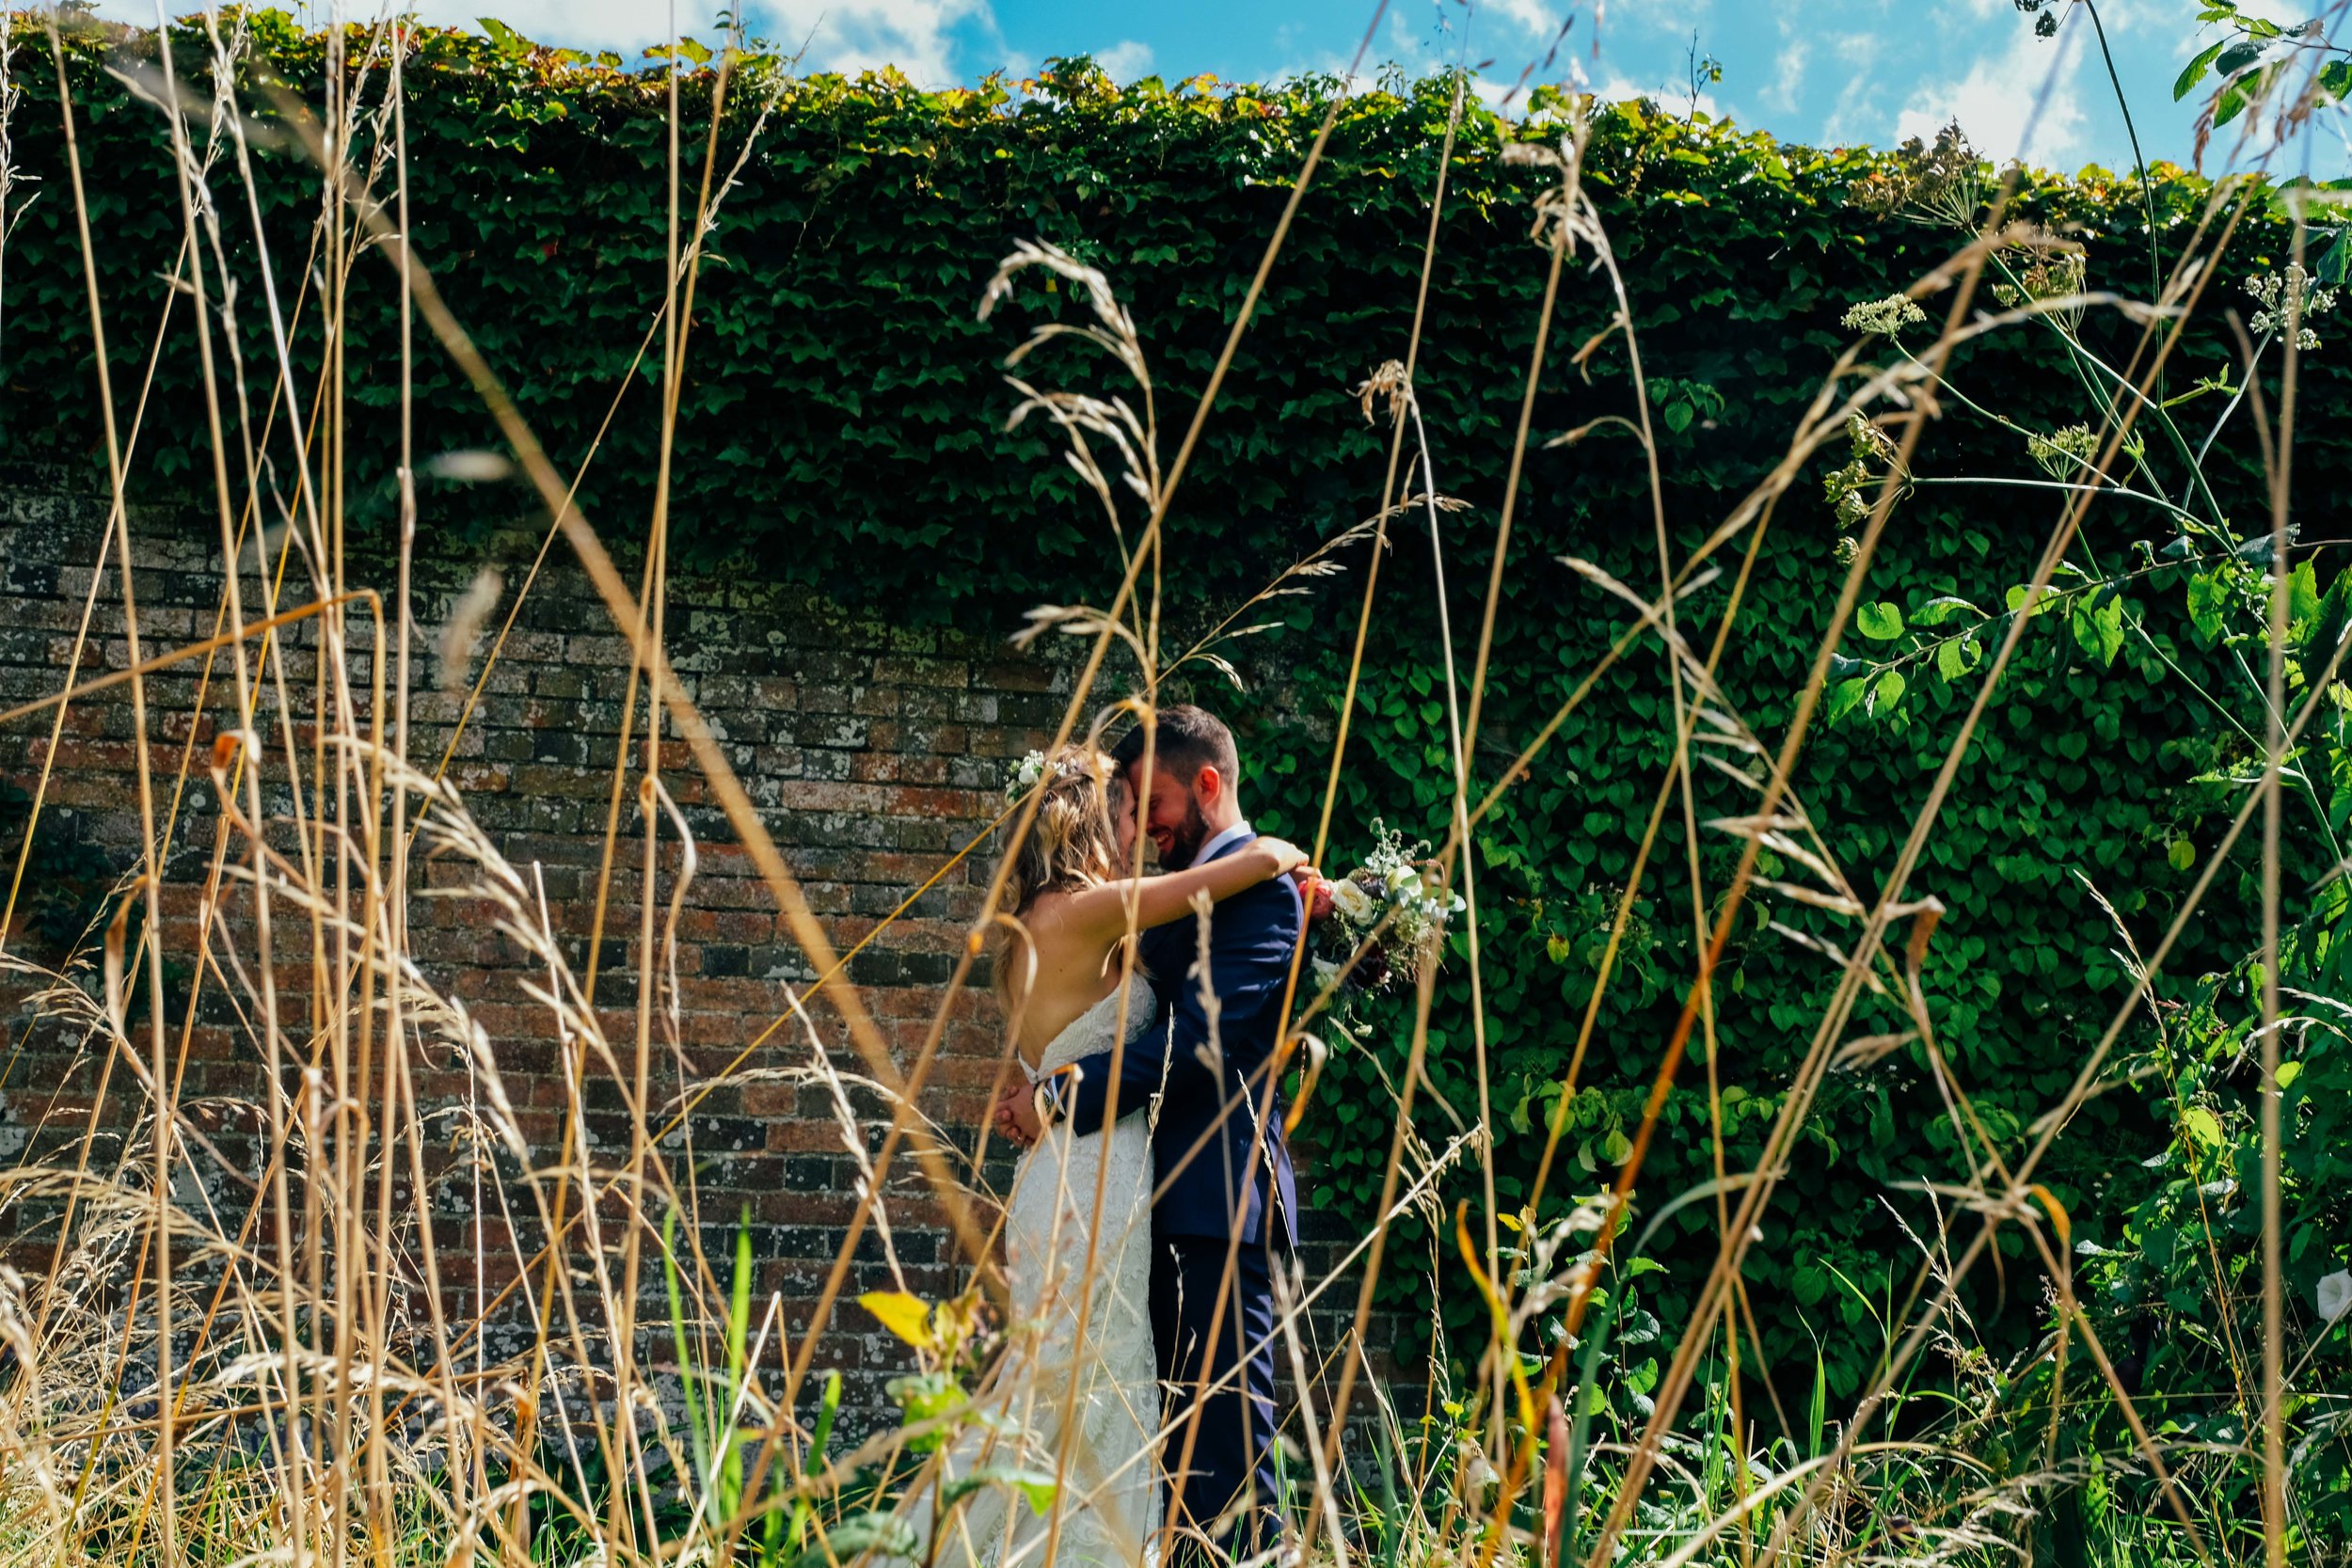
921, 974, 1163, 1568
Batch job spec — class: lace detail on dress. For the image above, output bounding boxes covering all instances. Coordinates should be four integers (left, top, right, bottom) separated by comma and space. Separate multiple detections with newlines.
918, 974, 1163, 1568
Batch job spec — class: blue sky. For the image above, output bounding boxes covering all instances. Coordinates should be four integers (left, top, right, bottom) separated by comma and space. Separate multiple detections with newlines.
119, 1, 2344, 176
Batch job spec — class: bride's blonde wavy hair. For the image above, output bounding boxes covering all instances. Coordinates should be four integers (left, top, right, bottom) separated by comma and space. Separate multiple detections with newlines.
993, 746, 1123, 1008
1000, 745, 1121, 916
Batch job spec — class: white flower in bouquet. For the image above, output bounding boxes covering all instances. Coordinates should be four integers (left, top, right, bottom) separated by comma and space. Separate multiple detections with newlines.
1329, 879, 1377, 925
1410, 888, 1467, 927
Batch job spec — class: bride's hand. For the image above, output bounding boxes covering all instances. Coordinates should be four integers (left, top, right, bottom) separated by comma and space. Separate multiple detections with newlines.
993, 1081, 1044, 1148
1255, 836, 1309, 877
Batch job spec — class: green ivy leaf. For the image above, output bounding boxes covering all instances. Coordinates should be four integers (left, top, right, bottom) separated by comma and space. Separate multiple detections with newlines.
1872, 669, 1906, 715
2290, 558, 2322, 630
2187, 571, 2230, 641
1857, 601, 1905, 641
1911, 594, 1980, 627
2072, 594, 2126, 667
478, 16, 531, 54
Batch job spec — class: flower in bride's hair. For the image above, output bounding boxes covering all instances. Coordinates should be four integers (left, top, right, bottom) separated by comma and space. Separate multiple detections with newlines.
1005, 750, 1048, 801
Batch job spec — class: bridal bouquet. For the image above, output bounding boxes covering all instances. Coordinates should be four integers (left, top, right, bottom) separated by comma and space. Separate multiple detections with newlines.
1308, 820, 1464, 994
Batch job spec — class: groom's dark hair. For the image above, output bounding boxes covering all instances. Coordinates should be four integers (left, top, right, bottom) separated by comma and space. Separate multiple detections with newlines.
1114, 704, 1240, 791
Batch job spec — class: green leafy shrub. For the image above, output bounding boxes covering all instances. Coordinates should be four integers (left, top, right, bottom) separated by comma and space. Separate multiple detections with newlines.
4, 16, 2346, 1467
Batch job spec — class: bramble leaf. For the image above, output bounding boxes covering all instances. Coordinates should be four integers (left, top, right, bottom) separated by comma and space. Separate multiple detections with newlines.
2175, 39, 2228, 101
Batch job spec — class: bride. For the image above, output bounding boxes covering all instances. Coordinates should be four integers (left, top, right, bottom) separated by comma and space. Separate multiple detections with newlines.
915, 745, 1307, 1568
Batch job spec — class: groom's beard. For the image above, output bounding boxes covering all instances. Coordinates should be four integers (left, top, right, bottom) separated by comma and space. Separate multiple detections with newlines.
1158, 799, 1210, 869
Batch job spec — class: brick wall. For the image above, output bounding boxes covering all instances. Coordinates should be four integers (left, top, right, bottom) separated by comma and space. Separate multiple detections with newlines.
0, 467, 1400, 1450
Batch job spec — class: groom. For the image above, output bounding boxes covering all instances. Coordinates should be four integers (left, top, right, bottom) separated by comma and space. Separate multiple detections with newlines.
994, 704, 1301, 1564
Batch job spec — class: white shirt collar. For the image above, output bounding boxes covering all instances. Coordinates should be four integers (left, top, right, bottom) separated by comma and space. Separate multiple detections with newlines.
1195, 819, 1254, 866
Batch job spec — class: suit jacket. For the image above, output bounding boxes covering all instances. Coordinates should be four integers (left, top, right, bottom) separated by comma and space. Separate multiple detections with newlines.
1056, 832, 1301, 1248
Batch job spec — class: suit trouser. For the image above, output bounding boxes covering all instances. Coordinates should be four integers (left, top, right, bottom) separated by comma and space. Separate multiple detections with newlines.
1152, 1234, 1279, 1564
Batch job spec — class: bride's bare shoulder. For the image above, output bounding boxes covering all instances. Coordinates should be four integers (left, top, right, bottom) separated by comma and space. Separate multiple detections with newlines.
1013, 887, 1087, 933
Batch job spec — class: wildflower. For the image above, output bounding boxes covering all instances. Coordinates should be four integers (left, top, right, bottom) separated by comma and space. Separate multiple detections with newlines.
1823, 412, 1900, 525
1992, 229, 2087, 309
1841, 293, 1928, 336
1849, 121, 1982, 228
2027, 423, 2099, 480
1824, 459, 1872, 525
2248, 264, 2338, 350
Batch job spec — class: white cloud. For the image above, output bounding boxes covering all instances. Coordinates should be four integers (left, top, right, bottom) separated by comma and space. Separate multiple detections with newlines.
1487, 0, 1573, 47
1280, 3, 1461, 90
1597, 0, 1714, 41
762, 0, 1002, 86
1894, 13, 2086, 166
1762, 38, 1808, 115
1376, 4, 1450, 74
1818, 33, 1885, 148
1094, 39, 1154, 82
1584, 69, 1716, 119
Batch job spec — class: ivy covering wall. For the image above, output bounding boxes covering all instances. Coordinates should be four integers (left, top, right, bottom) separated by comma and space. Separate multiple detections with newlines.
3, 18, 2343, 1409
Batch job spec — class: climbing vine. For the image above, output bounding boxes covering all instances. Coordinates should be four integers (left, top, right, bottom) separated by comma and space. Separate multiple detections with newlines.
3, 15, 2347, 1440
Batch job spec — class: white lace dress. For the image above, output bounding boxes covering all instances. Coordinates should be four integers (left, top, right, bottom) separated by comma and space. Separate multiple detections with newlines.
922, 974, 1163, 1568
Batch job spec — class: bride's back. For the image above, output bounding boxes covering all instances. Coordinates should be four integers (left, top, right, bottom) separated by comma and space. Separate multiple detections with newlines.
1003, 893, 1141, 1069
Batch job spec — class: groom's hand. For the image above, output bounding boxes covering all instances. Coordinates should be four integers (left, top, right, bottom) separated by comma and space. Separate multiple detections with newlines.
993, 1082, 1045, 1148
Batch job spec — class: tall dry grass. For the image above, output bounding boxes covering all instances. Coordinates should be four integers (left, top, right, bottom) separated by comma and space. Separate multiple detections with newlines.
0, 4, 2342, 1567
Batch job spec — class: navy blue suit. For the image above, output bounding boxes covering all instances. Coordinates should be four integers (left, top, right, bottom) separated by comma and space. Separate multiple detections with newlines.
1057, 831, 1300, 1561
